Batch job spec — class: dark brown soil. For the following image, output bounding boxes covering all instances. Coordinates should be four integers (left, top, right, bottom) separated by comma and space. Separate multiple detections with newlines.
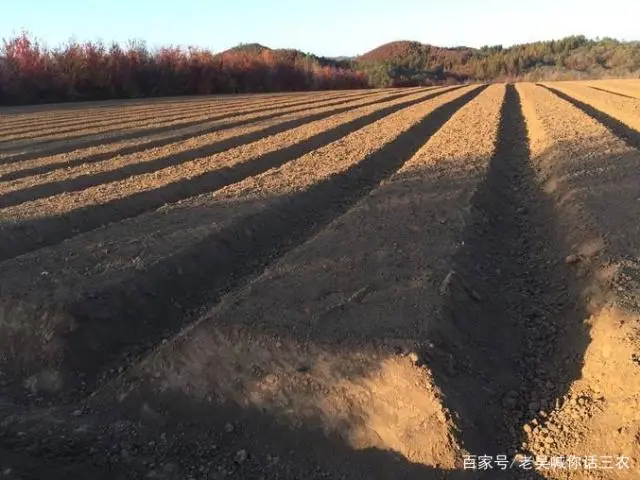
1, 83, 639, 479
430, 85, 590, 467
0, 86, 473, 396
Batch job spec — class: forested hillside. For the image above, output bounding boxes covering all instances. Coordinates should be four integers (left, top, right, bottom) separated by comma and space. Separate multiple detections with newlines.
1, 33, 639, 104
355, 36, 640, 86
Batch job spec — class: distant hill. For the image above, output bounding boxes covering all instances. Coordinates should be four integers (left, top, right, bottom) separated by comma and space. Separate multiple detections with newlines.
354, 36, 640, 87
356, 40, 476, 86
219, 43, 353, 69
359, 40, 475, 63
222, 43, 271, 55
213, 37, 640, 88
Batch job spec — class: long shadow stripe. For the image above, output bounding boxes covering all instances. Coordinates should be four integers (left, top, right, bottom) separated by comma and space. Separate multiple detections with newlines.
0, 91, 364, 153
0, 88, 451, 261
0, 91, 429, 207
588, 85, 638, 99
428, 85, 589, 473
0, 93, 280, 123
539, 84, 640, 150
0, 91, 376, 163
1, 93, 385, 179
0, 99, 246, 138
61, 85, 486, 390
0, 91, 377, 143
1, 100, 265, 142
0, 93, 302, 136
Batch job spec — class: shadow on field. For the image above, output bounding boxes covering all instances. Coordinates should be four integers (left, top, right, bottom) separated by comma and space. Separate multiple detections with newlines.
0, 89, 336, 139
0, 394, 472, 480
0, 91, 384, 142
539, 84, 640, 313
77, 84, 552, 479
0, 89, 436, 207
587, 85, 637, 99
5, 84, 639, 478
0, 86, 481, 394
0, 86, 488, 479
420, 86, 591, 474
1, 98, 253, 142
0, 88, 453, 261
540, 84, 640, 150
0, 89, 376, 162
0, 91, 382, 180
0, 91, 299, 116
59, 86, 480, 389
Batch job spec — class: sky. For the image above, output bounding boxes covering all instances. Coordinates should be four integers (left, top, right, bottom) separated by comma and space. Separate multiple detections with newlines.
1, 0, 639, 57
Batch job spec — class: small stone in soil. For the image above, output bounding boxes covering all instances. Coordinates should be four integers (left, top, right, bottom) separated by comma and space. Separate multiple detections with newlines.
234, 449, 248, 464
565, 254, 582, 264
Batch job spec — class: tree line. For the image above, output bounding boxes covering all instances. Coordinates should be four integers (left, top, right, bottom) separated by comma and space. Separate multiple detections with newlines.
0, 34, 367, 105
1, 33, 639, 105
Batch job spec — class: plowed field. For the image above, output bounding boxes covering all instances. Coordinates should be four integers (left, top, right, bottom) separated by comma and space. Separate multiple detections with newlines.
0, 82, 639, 479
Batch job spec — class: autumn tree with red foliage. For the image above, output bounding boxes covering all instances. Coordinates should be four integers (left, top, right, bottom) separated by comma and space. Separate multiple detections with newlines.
0, 33, 369, 106
4, 33, 634, 104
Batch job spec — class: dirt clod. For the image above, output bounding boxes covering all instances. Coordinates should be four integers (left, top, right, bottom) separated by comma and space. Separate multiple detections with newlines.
234, 449, 248, 464
408, 352, 420, 365
565, 254, 582, 264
